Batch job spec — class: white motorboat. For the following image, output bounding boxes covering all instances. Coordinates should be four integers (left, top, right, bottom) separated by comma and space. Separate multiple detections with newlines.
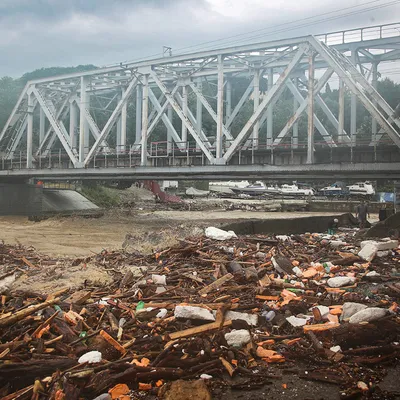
319, 181, 348, 196
231, 181, 268, 195
280, 183, 315, 196
347, 181, 375, 196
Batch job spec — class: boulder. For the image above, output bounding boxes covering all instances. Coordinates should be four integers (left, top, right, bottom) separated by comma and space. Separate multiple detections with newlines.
224, 329, 251, 347
349, 307, 387, 324
327, 276, 355, 288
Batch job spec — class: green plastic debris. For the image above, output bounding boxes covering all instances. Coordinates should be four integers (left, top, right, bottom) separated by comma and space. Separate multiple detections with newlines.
136, 301, 145, 311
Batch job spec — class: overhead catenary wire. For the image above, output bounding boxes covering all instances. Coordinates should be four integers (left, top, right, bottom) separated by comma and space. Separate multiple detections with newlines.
103, 0, 400, 68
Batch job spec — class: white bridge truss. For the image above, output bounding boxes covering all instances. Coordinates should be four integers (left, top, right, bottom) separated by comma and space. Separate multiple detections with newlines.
1, 22, 400, 172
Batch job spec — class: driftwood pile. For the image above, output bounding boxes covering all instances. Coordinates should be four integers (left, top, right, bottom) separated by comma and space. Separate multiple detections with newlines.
0, 230, 400, 399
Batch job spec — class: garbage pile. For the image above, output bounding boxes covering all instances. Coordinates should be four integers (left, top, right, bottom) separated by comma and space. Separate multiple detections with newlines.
1, 227, 400, 399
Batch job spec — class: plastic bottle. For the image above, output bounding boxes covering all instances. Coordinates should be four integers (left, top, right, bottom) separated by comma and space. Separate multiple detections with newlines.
262, 310, 276, 322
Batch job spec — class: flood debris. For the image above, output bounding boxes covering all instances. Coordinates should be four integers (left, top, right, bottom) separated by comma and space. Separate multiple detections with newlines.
0, 228, 399, 399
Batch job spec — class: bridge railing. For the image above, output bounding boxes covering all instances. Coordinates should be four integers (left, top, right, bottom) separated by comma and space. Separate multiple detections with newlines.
315, 22, 400, 46
0, 133, 395, 171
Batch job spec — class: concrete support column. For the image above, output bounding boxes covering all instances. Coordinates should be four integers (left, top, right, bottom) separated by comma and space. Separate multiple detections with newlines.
69, 100, 78, 149
338, 79, 345, 144
216, 54, 224, 159
371, 62, 378, 145
79, 76, 87, 163
39, 108, 45, 147
141, 75, 149, 166
181, 85, 188, 146
307, 53, 315, 164
167, 104, 173, 154
135, 85, 142, 144
252, 68, 260, 149
293, 78, 299, 149
266, 68, 274, 148
196, 79, 203, 151
26, 92, 34, 168
121, 99, 127, 151
350, 50, 357, 146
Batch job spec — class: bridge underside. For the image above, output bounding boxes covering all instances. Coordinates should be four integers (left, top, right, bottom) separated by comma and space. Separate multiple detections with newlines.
1, 23, 400, 179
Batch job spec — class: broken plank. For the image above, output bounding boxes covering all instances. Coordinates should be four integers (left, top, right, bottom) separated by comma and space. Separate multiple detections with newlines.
303, 323, 340, 332
165, 319, 232, 341
199, 273, 234, 295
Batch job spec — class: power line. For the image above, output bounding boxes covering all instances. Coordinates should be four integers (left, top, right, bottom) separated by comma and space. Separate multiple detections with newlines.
106, 0, 399, 67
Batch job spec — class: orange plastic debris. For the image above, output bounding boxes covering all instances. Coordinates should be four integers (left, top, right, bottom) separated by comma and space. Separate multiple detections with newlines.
389, 302, 398, 312
257, 339, 275, 346
55, 390, 65, 400
256, 346, 285, 363
302, 268, 318, 278
138, 383, 152, 391
231, 359, 238, 366
156, 380, 164, 387
292, 260, 300, 267
99, 330, 127, 354
131, 357, 151, 367
256, 295, 279, 301
303, 322, 340, 332
285, 338, 302, 346
282, 383, 288, 389
109, 383, 130, 399
329, 308, 342, 316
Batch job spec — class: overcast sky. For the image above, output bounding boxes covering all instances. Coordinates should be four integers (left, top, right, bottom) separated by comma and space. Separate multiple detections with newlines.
1, 0, 400, 78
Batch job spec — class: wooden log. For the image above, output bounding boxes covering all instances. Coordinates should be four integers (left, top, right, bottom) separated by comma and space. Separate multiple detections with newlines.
303, 323, 340, 332
0, 298, 59, 328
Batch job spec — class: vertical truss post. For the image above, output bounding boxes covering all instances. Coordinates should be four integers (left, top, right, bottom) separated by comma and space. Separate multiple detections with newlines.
120, 93, 127, 152
26, 91, 34, 168
69, 100, 78, 148
307, 52, 315, 164
181, 85, 188, 144
252, 68, 260, 149
350, 50, 357, 146
266, 68, 274, 148
167, 104, 173, 154
79, 76, 88, 163
338, 79, 345, 144
84, 92, 91, 151
216, 54, 224, 160
371, 62, 378, 147
141, 75, 149, 166
196, 78, 203, 151
116, 91, 122, 151
39, 108, 45, 146
136, 85, 143, 144
226, 77, 232, 124
293, 77, 299, 149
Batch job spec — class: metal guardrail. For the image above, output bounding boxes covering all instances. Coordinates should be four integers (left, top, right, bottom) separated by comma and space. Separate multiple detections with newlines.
316, 22, 400, 46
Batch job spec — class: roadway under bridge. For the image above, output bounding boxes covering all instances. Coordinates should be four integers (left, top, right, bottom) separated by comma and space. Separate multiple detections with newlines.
1, 22, 400, 181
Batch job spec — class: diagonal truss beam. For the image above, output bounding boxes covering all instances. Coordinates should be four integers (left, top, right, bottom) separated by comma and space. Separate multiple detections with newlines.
189, 82, 233, 140
309, 37, 400, 148
84, 77, 138, 165
147, 86, 185, 150
223, 44, 308, 162
175, 92, 212, 148
32, 87, 79, 165
150, 70, 215, 162
273, 68, 334, 146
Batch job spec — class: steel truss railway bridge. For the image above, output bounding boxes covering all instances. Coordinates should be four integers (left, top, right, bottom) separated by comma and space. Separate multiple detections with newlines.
1, 22, 400, 181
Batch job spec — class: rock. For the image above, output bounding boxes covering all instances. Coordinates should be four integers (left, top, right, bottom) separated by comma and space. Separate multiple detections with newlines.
244, 266, 258, 282
224, 329, 251, 347
272, 255, 294, 275
366, 271, 380, 277
156, 308, 168, 319
0, 273, 16, 294
361, 239, 398, 251
330, 345, 342, 353
205, 227, 237, 241
78, 351, 102, 364
349, 307, 387, 324
151, 274, 167, 285
327, 276, 355, 288
286, 315, 311, 327
276, 235, 289, 241
358, 243, 379, 262
377, 250, 390, 257
330, 240, 346, 248
224, 311, 258, 326
357, 381, 369, 392
341, 302, 368, 321
174, 306, 215, 322
160, 379, 211, 400
200, 374, 213, 380
255, 251, 267, 259
92, 394, 112, 400
310, 305, 330, 319
292, 266, 303, 278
